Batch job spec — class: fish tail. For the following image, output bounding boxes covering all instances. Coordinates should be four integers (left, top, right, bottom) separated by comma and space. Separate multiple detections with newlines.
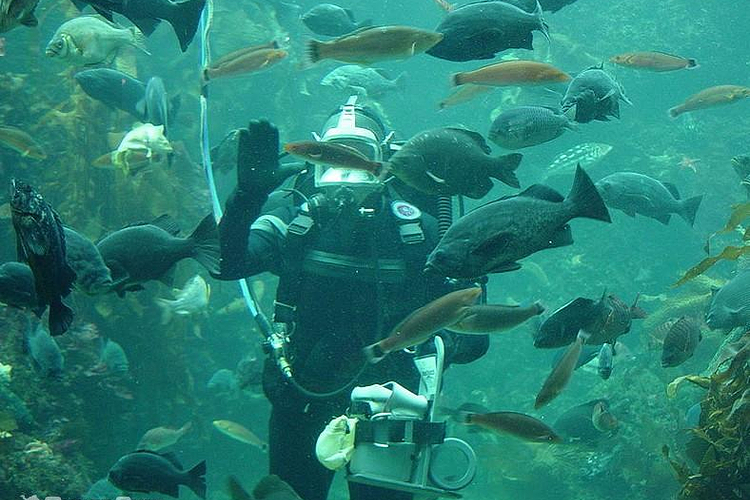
450, 72, 464, 87
167, 0, 206, 52
155, 298, 174, 324
188, 214, 220, 275
679, 195, 703, 227
129, 27, 151, 55
186, 460, 207, 500
489, 153, 523, 188
686, 58, 699, 69
667, 106, 682, 119
305, 40, 324, 64
455, 411, 473, 425
567, 164, 611, 223
49, 300, 74, 336
362, 342, 387, 364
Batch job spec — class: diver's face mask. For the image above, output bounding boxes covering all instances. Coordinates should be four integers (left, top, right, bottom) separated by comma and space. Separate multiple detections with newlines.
309, 96, 391, 213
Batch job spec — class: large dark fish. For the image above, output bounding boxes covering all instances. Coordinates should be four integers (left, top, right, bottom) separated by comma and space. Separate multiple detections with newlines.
10, 180, 76, 336
595, 172, 703, 226
70, 0, 206, 52
63, 227, 113, 295
661, 316, 702, 367
426, 165, 610, 279
561, 66, 631, 123
534, 292, 644, 348
75, 69, 147, 120
488, 105, 575, 150
108, 450, 206, 498
96, 214, 219, 296
706, 271, 750, 330
426, 0, 549, 62
387, 127, 522, 199
300, 3, 369, 37
0, 261, 40, 313
0, 0, 39, 33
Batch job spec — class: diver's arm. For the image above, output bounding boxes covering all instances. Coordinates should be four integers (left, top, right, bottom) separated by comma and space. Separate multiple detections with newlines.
213, 120, 299, 280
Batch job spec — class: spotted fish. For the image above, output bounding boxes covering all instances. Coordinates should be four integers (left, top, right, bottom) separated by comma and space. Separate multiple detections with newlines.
546, 142, 612, 176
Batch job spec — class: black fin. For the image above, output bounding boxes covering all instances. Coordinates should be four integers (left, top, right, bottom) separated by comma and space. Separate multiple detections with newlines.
487, 261, 522, 273
489, 153, 522, 188
20, 11, 38, 27
227, 476, 253, 500
48, 300, 74, 336
186, 460, 207, 499
654, 213, 671, 225
679, 195, 703, 227
567, 165, 611, 222
188, 214, 220, 274
165, 0, 206, 52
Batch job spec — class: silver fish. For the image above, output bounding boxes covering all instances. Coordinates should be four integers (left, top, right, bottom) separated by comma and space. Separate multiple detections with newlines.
46, 16, 149, 66
155, 274, 210, 324
547, 142, 613, 176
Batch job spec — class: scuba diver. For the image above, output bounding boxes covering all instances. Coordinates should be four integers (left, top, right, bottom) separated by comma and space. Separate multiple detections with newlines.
213, 96, 489, 500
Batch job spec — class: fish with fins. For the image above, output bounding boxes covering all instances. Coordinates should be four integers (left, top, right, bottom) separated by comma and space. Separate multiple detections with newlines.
10, 180, 76, 335
69, 0, 207, 52
386, 127, 522, 199
535, 332, 587, 409
426, 165, 611, 279
108, 450, 206, 499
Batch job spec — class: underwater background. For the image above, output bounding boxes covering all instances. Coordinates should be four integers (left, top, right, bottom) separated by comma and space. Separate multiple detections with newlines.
0, 0, 748, 499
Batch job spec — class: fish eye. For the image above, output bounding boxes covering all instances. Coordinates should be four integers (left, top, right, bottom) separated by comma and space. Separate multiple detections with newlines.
56, 40, 64, 48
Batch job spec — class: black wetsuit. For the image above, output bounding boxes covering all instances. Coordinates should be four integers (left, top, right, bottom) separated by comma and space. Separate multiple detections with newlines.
216, 169, 488, 500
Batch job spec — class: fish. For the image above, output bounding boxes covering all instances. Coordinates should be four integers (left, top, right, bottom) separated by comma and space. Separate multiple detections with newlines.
10, 180, 76, 336
252, 475, 304, 500
155, 274, 210, 324
546, 143, 613, 176
534, 292, 644, 348
553, 399, 615, 444
25, 320, 65, 379
668, 85, 750, 118
137, 422, 192, 451
212, 420, 268, 451
426, 1, 549, 62
320, 65, 405, 97
96, 214, 219, 297
432, 0, 455, 12
203, 44, 287, 82
426, 165, 611, 279
561, 66, 631, 123
140, 77, 173, 137
300, 3, 369, 37
591, 401, 618, 432
108, 450, 206, 499
452, 60, 570, 87
306, 25, 443, 65
609, 51, 698, 72
386, 127, 522, 199
363, 288, 482, 363
96, 123, 174, 175
75, 69, 148, 120
539, 0, 579, 11
597, 342, 613, 380
0, 125, 47, 160
46, 16, 150, 66
0, 36, 4, 55
595, 172, 703, 226
63, 227, 113, 295
535, 332, 586, 409
661, 316, 702, 367
488, 105, 575, 150
284, 141, 382, 173
446, 301, 544, 333
458, 410, 562, 443
705, 271, 750, 330
0, 262, 41, 314
438, 84, 493, 110
70, 0, 206, 52
83, 478, 124, 500
0, 0, 39, 33
97, 338, 129, 373
207, 368, 238, 394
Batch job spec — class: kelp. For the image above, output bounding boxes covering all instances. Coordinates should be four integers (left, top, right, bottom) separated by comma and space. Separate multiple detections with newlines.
674, 246, 750, 287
